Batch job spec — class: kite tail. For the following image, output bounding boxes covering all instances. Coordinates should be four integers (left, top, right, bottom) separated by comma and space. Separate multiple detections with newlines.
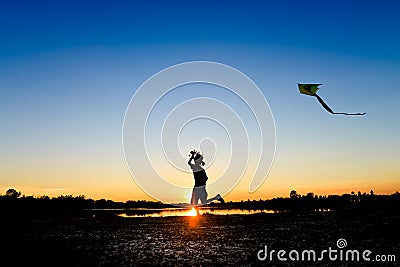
332, 112, 366, 116
314, 94, 366, 116
314, 94, 334, 114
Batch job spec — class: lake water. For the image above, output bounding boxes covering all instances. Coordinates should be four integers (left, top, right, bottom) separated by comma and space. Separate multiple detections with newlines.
116, 207, 275, 217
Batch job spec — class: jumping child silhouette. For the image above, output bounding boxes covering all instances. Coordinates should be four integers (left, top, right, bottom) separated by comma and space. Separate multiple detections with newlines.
187, 149, 224, 206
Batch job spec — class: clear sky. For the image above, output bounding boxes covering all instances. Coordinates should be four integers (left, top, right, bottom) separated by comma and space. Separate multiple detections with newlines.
1, 0, 399, 201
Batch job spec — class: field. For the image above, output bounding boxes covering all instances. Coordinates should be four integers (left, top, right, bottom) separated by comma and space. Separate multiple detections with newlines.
2, 211, 399, 266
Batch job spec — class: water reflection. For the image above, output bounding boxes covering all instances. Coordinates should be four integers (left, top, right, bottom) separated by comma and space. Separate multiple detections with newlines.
117, 208, 275, 217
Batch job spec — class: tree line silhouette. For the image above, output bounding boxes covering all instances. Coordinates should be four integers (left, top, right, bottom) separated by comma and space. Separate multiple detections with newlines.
1, 188, 399, 217
0, 188, 172, 217
209, 190, 400, 213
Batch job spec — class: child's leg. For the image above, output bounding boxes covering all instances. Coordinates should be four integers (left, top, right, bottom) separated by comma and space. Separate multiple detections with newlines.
198, 186, 208, 205
206, 194, 224, 204
190, 194, 195, 205
190, 188, 197, 206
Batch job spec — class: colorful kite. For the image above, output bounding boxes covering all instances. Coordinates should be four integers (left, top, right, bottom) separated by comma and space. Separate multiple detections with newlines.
298, 83, 366, 116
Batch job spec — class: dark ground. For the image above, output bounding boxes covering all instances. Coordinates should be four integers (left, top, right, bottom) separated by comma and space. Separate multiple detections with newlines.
1, 211, 399, 266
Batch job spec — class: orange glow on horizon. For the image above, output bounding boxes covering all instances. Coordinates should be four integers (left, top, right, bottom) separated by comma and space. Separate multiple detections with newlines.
1, 168, 398, 203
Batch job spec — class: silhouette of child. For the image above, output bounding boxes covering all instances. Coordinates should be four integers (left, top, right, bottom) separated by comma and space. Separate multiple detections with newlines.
188, 150, 224, 206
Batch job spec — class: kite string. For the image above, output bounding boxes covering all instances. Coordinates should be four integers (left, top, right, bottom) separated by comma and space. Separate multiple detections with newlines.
314, 94, 366, 116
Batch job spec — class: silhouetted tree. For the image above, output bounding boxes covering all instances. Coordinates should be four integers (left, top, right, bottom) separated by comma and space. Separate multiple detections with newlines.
5, 188, 21, 198
290, 190, 299, 199
306, 192, 314, 198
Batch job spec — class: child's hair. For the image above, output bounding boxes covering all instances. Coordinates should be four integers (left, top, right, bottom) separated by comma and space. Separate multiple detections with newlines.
194, 153, 202, 160
194, 153, 205, 166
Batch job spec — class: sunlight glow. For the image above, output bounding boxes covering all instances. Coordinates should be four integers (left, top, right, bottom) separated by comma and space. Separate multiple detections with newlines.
188, 207, 198, 216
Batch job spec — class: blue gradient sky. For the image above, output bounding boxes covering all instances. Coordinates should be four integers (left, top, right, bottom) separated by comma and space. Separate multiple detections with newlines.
1, 0, 399, 200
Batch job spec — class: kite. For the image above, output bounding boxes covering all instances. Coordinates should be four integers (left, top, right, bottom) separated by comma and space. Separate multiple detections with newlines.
298, 83, 366, 116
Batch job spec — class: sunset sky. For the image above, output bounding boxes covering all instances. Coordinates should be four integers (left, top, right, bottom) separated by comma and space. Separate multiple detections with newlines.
1, 0, 399, 202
